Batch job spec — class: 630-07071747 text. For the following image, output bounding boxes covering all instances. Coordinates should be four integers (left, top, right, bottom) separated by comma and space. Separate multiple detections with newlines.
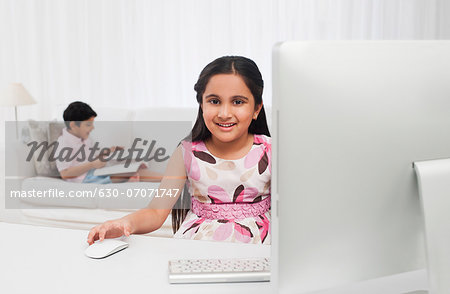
9, 188, 180, 199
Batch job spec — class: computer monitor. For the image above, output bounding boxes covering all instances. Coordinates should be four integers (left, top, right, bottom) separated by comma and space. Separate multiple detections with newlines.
272, 41, 450, 293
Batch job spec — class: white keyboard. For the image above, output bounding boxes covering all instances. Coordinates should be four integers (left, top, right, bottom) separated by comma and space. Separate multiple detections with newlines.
168, 257, 270, 284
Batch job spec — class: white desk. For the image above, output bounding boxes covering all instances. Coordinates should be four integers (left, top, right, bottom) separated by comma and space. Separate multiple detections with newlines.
0, 222, 273, 294
0, 222, 429, 294
301, 271, 428, 294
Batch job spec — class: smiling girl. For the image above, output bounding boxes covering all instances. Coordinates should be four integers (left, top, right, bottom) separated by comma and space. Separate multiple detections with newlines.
87, 56, 271, 244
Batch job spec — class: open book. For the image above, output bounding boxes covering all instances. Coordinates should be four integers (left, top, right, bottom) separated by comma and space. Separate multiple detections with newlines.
93, 162, 147, 176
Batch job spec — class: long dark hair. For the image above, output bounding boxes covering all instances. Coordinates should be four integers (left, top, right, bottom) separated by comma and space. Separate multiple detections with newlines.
171, 56, 271, 234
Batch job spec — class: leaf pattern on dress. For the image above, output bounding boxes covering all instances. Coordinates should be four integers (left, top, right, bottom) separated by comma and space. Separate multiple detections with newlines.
208, 195, 218, 204
243, 187, 259, 202
181, 217, 198, 229
233, 185, 245, 202
255, 214, 270, 244
205, 166, 218, 180
240, 168, 255, 182
233, 185, 259, 203
254, 134, 272, 173
193, 150, 216, 164
234, 222, 253, 243
196, 195, 208, 202
194, 186, 209, 203
194, 141, 208, 152
253, 134, 268, 145
252, 195, 262, 203
182, 218, 205, 234
258, 151, 269, 174
182, 141, 200, 181
214, 161, 236, 170
213, 221, 234, 241
244, 146, 264, 169
207, 185, 229, 203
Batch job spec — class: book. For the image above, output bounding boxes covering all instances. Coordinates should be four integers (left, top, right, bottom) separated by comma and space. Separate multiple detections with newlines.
93, 162, 147, 176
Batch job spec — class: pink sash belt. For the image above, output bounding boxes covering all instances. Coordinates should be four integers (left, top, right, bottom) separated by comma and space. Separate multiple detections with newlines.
191, 196, 271, 220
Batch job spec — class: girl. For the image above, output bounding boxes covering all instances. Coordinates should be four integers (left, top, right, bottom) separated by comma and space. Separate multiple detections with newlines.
87, 56, 271, 245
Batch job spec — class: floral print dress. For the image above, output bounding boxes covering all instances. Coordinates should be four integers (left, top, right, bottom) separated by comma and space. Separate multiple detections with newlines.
173, 134, 271, 244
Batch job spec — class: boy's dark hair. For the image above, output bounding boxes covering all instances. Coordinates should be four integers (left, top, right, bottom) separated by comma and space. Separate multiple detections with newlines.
63, 101, 97, 129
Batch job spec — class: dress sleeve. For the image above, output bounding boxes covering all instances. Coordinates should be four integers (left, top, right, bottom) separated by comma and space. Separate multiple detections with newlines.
180, 140, 192, 175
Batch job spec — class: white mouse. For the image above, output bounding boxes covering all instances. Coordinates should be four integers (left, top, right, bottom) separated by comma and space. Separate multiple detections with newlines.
85, 239, 129, 259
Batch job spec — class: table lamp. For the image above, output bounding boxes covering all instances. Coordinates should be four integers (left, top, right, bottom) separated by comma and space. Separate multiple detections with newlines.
0, 83, 37, 137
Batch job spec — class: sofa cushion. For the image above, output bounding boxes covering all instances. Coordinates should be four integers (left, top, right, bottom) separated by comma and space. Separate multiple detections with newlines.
48, 122, 65, 174
28, 121, 59, 177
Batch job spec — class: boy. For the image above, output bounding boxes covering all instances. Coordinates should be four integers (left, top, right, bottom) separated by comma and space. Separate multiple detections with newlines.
56, 101, 162, 183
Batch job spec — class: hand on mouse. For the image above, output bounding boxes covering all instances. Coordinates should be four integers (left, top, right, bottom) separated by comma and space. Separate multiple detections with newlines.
87, 218, 133, 245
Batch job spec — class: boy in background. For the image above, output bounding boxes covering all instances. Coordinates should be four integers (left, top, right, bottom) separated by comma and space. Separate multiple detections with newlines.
56, 101, 162, 183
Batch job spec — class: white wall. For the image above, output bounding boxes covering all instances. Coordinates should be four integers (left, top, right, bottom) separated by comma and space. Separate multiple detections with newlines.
0, 0, 449, 122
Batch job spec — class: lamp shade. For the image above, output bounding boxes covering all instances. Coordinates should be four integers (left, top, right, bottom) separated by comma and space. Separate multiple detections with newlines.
0, 83, 36, 107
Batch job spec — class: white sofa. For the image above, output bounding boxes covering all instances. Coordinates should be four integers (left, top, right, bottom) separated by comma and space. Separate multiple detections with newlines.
1, 105, 272, 238
1, 106, 200, 237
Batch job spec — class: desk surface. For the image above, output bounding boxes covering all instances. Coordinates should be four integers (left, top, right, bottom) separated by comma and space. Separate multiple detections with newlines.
0, 222, 429, 294
0, 222, 273, 294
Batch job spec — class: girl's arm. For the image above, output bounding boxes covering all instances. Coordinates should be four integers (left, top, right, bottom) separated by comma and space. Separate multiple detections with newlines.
123, 145, 187, 233
87, 145, 187, 244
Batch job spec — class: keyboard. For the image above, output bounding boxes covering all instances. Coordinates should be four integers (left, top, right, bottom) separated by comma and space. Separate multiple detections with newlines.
168, 257, 270, 284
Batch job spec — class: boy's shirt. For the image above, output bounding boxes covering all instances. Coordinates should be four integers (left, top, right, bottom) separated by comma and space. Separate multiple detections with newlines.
56, 128, 94, 183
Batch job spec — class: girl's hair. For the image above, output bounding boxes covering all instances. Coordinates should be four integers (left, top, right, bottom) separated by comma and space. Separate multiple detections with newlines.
171, 56, 271, 234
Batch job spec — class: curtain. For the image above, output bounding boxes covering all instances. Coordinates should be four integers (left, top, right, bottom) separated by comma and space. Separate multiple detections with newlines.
0, 0, 449, 121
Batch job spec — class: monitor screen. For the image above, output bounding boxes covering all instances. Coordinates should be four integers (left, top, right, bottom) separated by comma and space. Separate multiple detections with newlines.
272, 41, 450, 293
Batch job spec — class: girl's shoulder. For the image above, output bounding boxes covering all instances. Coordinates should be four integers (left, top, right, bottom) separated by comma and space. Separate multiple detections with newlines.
180, 139, 207, 153
253, 134, 271, 146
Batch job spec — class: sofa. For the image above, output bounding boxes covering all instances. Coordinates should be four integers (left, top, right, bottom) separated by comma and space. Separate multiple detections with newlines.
1, 105, 272, 238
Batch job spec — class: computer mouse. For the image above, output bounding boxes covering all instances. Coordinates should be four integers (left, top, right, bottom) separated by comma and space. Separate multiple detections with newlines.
85, 239, 129, 259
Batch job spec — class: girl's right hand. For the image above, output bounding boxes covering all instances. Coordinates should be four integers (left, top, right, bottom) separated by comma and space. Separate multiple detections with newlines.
87, 218, 133, 245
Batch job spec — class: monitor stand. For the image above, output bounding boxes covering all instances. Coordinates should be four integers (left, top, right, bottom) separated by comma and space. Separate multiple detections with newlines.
414, 158, 450, 294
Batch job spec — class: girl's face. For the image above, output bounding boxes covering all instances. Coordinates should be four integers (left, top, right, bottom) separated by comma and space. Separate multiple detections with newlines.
202, 74, 262, 144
